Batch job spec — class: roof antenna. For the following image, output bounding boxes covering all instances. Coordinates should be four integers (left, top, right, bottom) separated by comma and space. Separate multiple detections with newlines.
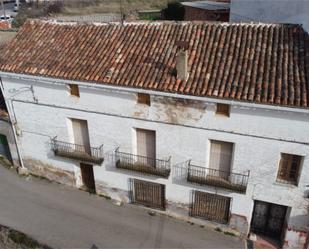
120, 0, 125, 24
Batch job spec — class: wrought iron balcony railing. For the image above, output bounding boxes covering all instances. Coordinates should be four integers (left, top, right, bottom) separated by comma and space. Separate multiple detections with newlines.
115, 149, 171, 178
51, 138, 104, 165
187, 164, 249, 193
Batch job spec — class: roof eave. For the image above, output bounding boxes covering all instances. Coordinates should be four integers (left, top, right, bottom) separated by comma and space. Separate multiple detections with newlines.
1, 71, 309, 114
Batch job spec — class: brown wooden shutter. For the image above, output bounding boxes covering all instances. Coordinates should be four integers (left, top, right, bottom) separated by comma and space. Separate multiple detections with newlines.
69, 84, 80, 97
137, 93, 150, 106
277, 153, 301, 184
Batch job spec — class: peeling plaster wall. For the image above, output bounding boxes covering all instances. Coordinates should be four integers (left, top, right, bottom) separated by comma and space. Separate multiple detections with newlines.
1, 77, 309, 248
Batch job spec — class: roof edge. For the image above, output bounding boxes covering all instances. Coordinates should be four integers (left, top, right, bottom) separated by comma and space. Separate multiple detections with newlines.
26, 18, 303, 29
1, 71, 309, 114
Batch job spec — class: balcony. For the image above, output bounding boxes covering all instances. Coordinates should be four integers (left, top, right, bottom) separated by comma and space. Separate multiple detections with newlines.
115, 149, 171, 178
187, 164, 249, 193
51, 138, 104, 165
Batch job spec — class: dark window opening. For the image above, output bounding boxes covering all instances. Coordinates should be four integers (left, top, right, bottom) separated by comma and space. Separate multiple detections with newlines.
277, 153, 302, 185
137, 93, 150, 106
69, 84, 80, 97
216, 103, 230, 117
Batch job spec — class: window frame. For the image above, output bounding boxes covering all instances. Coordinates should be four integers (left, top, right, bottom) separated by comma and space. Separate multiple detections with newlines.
68, 84, 80, 97
208, 139, 234, 176
137, 93, 151, 106
276, 153, 302, 185
216, 103, 230, 117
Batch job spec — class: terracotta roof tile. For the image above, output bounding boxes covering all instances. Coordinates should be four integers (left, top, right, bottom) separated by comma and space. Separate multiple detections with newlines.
0, 20, 308, 108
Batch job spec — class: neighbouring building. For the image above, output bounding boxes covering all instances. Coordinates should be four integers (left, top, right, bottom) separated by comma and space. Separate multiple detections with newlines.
181, 0, 230, 21
0, 20, 308, 249
230, 0, 309, 32
0, 30, 20, 166
0, 87, 19, 166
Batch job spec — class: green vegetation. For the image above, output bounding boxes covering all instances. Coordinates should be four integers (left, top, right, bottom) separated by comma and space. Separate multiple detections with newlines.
60, 0, 178, 15
8, 229, 52, 249
13, 0, 182, 27
223, 231, 236, 237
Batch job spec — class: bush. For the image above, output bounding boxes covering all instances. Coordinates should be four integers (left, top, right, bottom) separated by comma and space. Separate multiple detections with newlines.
46, 1, 65, 14
12, 1, 65, 28
162, 2, 184, 21
12, 6, 45, 28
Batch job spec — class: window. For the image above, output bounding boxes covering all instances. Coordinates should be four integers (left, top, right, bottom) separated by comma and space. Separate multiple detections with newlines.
130, 179, 166, 210
277, 153, 302, 185
216, 103, 230, 117
209, 140, 233, 179
137, 93, 150, 106
190, 190, 231, 224
68, 84, 80, 97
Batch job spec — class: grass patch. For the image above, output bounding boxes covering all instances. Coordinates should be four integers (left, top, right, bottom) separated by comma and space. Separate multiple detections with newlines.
98, 193, 112, 200
8, 231, 41, 249
224, 231, 236, 237
29, 173, 53, 183
8, 230, 52, 249
0, 156, 13, 169
60, 0, 177, 15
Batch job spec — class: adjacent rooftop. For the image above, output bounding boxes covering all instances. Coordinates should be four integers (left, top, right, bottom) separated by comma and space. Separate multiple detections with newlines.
0, 20, 308, 109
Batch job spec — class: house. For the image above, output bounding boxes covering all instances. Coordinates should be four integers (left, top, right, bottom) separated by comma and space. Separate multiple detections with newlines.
0, 20, 308, 249
181, 0, 230, 21
230, 0, 309, 33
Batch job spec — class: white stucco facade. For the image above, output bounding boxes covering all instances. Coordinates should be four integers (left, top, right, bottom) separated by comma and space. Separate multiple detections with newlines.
1, 74, 309, 249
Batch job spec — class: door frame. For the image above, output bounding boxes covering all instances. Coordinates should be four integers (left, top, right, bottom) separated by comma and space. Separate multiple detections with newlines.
80, 163, 96, 193
250, 200, 288, 243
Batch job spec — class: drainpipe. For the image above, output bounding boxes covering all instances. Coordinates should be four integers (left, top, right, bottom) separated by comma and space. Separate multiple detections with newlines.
0, 78, 26, 171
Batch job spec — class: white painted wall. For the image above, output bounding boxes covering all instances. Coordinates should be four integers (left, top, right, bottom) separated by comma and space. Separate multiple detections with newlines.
1, 76, 309, 248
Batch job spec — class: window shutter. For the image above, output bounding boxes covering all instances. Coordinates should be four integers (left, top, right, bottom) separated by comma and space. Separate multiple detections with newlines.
209, 141, 233, 175
137, 93, 150, 106
136, 129, 156, 166
69, 84, 80, 97
277, 153, 302, 185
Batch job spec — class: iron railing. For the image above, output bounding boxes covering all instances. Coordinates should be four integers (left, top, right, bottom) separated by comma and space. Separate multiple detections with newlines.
187, 163, 249, 193
115, 149, 171, 178
51, 137, 104, 165
190, 190, 231, 224
129, 178, 166, 210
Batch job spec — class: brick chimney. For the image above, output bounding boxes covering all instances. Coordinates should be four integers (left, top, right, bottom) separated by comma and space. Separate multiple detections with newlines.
175, 41, 189, 81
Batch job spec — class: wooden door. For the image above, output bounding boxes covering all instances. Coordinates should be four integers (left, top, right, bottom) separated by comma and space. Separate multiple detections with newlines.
136, 129, 156, 166
80, 163, 96, 193
71, 119, 91, 153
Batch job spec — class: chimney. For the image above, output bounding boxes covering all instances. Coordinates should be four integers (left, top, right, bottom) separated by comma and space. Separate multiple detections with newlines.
175, 41, 189, 81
